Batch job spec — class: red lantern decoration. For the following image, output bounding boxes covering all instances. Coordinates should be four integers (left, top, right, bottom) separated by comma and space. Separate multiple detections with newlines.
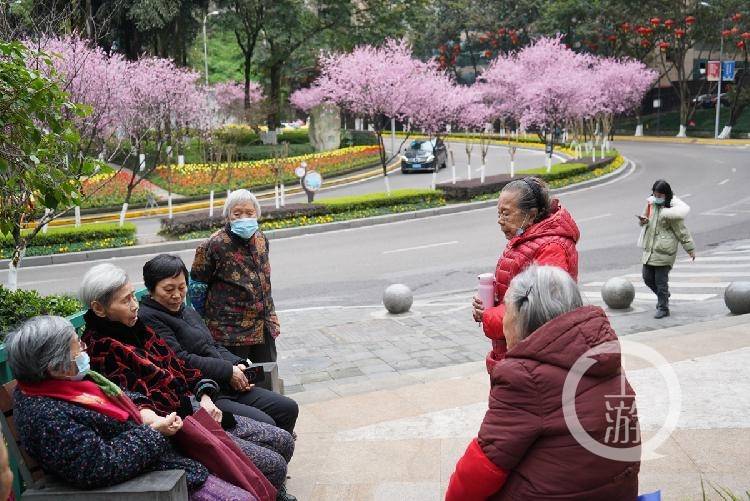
684, 15, 695, 25
741, 32, 750, 40
722, 29, 733, 38
674, 28, 686, 38
650, 17, 661, 27
620, 22, 631, 32
664, 19, 675, 29
484, 50, 493, 58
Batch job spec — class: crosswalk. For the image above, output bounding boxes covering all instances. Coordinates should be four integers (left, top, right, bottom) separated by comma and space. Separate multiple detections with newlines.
581, 240, 750, 306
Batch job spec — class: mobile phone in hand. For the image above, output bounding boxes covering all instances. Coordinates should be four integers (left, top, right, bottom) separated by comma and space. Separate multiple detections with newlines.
243, 365, 265, 384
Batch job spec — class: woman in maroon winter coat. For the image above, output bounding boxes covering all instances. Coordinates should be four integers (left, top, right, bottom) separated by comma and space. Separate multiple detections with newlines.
472, 177, 580, 374
450, 266, 640, 500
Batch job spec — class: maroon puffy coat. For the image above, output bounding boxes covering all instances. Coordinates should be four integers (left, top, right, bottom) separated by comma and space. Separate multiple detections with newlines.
460, 306, 641, 500
482, 200, 579, 372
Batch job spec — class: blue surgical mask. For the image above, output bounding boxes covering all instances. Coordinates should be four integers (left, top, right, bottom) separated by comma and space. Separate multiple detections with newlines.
230, 218, 259, 239
653, 197, 665, 205
70, 352, 90, 380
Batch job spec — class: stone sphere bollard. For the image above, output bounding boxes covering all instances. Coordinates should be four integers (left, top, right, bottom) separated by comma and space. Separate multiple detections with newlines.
724, 282, 750, 315
601, 277, 635, 310
383, 284, 413, 314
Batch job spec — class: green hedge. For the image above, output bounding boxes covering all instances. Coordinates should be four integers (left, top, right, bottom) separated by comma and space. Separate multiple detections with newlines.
320, 189, 445, 214
0, 286, 82, 338
235, 143, 315, 161
0, 223, 137, 250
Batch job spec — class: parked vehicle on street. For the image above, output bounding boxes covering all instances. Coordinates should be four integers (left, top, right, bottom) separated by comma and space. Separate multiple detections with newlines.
400, 138, 447, 173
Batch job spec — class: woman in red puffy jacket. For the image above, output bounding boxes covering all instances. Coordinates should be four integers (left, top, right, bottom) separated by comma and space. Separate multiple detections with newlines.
450, 266, 640, 500
472, 177, 579, 373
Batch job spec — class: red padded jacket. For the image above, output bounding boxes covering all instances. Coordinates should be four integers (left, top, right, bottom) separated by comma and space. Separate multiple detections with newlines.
482, 200, 579, 373
449, 306, 640, 500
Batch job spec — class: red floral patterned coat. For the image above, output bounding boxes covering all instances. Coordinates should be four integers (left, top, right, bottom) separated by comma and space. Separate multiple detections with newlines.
191, 226, 279, 347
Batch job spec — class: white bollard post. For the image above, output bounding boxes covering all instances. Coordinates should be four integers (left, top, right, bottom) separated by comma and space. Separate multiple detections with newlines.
41, 209, 50, 234
209, 190, 215, 218
119, 203, 128, 227
384, 175, 391, 196
510, 160, 515, 178
74, 206, 81, 228
274, 185, 280, 209
138, 154, 146, 172
178, 155, 185, 167
168, 194, 173, 219
466, 162, 472, 181
546, 155, 552, 173
431, 170, 437, 190
480, 164, 486, 184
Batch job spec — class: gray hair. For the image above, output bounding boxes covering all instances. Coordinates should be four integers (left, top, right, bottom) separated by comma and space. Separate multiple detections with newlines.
223, 189, 262, 219
5, 316, 76, 382
79, 263, 129, 308
501, 176, 551, 223
505, 265, 583, 341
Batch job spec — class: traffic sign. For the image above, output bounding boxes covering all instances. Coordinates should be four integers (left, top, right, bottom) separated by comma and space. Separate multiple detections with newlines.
722, 60, 735, 81
706, 61, 720, 81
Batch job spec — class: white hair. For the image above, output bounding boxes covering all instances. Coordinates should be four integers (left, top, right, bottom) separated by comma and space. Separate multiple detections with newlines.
223, 189, 262, 219
5, 316, 77, 382
505, 265, 583, 341
79, 263, 129, 308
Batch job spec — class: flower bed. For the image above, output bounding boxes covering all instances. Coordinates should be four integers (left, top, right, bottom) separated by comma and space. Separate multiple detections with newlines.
0, 223, 137, 259
80, 171, 158, 209
150, 146, 381, 196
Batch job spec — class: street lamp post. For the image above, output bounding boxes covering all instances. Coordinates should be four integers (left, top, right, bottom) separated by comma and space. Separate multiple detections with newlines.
202, 10, 221, 85
714, 17, 725, 139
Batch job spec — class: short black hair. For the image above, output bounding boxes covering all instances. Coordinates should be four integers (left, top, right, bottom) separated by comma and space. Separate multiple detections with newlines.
143, 254, 189, 292
651, 179, 674, 208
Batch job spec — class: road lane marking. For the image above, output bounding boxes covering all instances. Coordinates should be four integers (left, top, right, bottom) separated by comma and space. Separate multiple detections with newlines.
681, 193, 692, 198
382, 240, 459, 254
577, 213, 612, 223
584, 281, 729, 289
701, 212, 736, 217
679, 256, 750, 262
626, 272, 750, 278
718, 178, 730, 185
583, 291, 716, 301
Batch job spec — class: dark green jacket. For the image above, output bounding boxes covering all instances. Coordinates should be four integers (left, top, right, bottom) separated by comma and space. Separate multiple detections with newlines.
641, 196, 695, 267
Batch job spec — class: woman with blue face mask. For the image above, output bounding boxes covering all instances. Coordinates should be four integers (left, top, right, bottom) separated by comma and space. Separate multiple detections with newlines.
638, 179, 696, 319
191, 189, 281, 365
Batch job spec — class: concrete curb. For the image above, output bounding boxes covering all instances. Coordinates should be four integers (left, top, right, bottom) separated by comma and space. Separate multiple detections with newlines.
3, 158, 633, 269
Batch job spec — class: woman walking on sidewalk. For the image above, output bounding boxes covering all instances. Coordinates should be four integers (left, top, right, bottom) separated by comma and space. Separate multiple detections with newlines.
638, 179, 695, 319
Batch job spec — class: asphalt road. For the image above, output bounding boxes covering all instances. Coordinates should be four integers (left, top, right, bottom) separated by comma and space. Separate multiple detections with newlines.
3, 141, 749, 333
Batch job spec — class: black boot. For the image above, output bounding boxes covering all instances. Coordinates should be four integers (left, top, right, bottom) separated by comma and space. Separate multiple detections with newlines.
276, 484, 297, 501
654, 309, 670, 319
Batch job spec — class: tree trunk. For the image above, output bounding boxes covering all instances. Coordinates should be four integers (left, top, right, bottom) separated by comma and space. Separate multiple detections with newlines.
266, 63, 283, 129
244, 53, 254, 109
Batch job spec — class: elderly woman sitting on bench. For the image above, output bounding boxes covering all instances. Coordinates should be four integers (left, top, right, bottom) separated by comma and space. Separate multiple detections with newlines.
5, 315, 251, 498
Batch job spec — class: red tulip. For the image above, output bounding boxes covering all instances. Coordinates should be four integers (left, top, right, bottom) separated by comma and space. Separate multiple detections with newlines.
674, 28, 686, 38
664, 19, 675, 29
650, 17, 661, 27
658, 41, 670, 51
640, 39, 651, 47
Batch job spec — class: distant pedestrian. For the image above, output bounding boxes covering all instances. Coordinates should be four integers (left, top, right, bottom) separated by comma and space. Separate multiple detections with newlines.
638, 179, 695, 319
471, 177, 580, 374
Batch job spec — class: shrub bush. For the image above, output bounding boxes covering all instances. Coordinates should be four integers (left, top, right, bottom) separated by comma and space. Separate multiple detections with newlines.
321, 189, 445, 213
0, 223, 136, 249
215, 124, 259, 146
236, 144, 315, 161
160, 204, 328, 236
0, 286, 82, 338
341, 130, 379, 147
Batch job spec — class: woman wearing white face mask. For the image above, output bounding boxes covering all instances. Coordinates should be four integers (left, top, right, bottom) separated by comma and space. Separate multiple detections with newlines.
191, 189, 280, 363
638, 179, 695, 319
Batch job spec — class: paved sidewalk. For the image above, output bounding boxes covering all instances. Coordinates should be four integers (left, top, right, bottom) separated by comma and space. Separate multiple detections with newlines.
279, 301, 750, 500
613, 134, 750, 146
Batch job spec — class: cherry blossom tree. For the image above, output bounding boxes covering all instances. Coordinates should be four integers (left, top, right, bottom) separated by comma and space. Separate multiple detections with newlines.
303, 39, 440, 194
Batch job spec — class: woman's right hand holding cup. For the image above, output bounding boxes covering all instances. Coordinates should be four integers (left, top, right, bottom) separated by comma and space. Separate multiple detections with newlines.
472, 294, 485, 323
